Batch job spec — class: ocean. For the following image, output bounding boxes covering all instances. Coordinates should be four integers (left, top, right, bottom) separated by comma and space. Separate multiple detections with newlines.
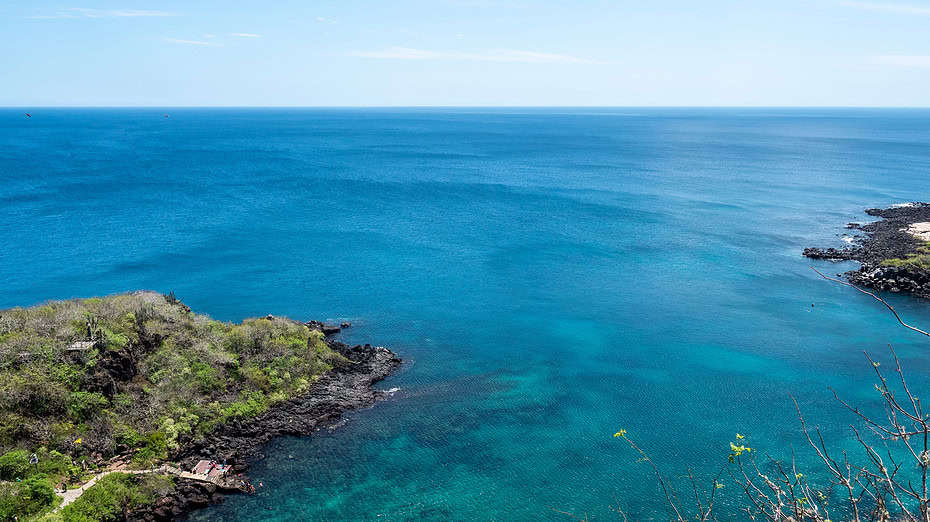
2, 107, 930, 519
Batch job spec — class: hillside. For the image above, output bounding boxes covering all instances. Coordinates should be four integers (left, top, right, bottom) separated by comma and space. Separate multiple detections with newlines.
0, 291, 394, 520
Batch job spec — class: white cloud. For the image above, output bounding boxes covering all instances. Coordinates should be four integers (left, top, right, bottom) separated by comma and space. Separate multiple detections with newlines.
873, 55, 930, 67
355, 47, 442, 59
166, 38, 221, 46
837, 1, 930, 15
351, 47, 598, 64
230, 33, 261, 38
28, 8, 179, 19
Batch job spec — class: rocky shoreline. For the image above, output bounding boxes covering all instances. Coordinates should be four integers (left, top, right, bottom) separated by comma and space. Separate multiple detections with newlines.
128, 329, 401, 521
803, 203, 930, 299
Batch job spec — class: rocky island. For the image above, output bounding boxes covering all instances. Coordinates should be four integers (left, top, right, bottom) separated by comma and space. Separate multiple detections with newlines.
0, 292, 400, 521
804, 202, 930, 299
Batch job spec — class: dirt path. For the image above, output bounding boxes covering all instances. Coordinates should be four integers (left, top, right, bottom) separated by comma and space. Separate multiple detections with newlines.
54, 464, 230, 511
56, 467, 159, 510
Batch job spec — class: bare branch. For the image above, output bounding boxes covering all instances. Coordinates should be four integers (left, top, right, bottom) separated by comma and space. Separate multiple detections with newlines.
809, 266, 930, 337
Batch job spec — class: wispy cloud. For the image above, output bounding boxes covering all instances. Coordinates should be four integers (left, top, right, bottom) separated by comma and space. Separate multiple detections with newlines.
837, 1, 930, 15
28, 7, 179, 19
351, 47, 597, 64
166, 38, 221, 47
873, 55, 930, 67
230, 33, 261, 38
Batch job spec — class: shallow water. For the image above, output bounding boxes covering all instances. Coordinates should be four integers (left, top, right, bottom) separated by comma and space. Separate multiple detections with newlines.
2, 107, 930, 519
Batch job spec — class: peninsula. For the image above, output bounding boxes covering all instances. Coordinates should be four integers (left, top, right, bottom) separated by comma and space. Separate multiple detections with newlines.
0, 291, 400, 520
804, 203, 930, 299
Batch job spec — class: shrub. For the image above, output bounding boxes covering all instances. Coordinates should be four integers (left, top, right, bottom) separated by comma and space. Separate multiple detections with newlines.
0, 475, 56, 519
67, 391, 108, 422
0, 449, 30, 480
33, 448, 76, 479
191, 361, 222, 393
133, 432, 167, 465
0, 374, 68, 417
159, 415, 197, 451
221, 391, 269, 421
114, 424, 143, 449
60, 472, 172, 522
61, 473, 136, 522
20, 474, 56, 509
100, 327, 130, 350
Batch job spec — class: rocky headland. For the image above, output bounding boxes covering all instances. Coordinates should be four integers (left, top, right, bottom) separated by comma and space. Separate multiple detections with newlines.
130, 339, 400, 521
803, 203, 930, 299
0, 293, 400, 521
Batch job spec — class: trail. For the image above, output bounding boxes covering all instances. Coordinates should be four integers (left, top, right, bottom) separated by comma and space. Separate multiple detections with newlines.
55, 464, 235, 511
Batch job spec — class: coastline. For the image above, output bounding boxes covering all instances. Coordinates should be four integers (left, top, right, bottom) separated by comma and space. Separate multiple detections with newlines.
0, 293, 402, 521
129, 337, 401, 521
804, 203, 930, 299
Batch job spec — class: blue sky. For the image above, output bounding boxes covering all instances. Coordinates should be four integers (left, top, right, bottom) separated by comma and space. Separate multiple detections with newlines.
2, 0, 929, 106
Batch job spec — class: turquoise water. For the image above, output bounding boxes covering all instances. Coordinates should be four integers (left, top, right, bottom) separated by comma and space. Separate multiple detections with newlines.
3, 108, 930, 519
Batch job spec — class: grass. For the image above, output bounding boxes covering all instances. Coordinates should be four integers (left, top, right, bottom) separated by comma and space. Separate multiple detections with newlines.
881, 240, 930, 270
0, 291, 346, 520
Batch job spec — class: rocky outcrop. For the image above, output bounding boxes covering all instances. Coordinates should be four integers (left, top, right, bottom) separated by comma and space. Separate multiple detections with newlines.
804, 203, 930, 299
847, 265, 930, 299
305, 319, 346, 336
802, 247, 859, 261
124, 338, 400, 521
174, 339, 400, 468
127, 480, 224, 522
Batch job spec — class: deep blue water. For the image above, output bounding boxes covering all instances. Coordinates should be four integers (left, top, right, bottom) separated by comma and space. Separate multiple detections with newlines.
3, 108, 930, 519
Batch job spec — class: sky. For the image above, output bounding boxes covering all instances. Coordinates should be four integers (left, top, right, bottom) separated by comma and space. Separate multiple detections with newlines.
1, 0, 930, 106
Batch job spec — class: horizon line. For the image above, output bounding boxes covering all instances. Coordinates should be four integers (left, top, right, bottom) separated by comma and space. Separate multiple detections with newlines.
4, 105, 930, 109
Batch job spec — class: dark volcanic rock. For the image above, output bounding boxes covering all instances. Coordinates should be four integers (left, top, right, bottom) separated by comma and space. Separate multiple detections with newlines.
848, 265, 930, 296
802, 247, 859, 261
322, 325, 341, 336
126, 336, 401, 521
176, 338, 400, 471
82, 345, 141, 399
804, 203, 930, 299
305, 320, 342, 336
128, 480, 224, 522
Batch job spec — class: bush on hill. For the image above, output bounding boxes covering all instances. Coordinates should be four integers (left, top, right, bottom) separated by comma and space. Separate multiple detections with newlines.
0, 291, 345, 480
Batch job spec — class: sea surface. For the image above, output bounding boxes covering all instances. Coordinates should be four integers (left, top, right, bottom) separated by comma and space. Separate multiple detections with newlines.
2, 108, 930, 519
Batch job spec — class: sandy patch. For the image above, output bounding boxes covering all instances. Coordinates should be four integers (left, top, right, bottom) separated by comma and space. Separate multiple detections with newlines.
904, 222, 930, 241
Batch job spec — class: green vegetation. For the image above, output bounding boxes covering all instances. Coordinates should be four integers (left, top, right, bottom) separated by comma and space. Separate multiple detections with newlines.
0, 448, 76, 519
59, 473, 175, 522
0, 291, 346, 520
0, 474, 58, 520
881, 240, 930, 270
